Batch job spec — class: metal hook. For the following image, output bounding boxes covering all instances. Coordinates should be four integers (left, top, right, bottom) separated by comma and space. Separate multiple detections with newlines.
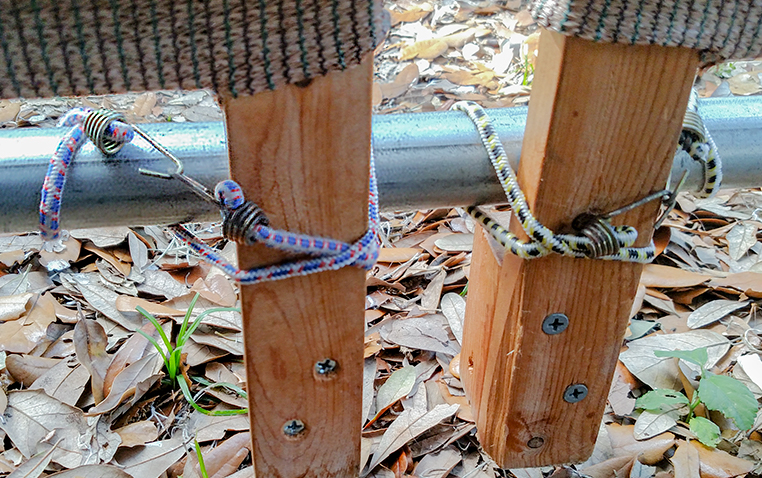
132, 125, 220, 206
133, 126, 184, 178
653, 170, 689, 229
602, 189, 672, 220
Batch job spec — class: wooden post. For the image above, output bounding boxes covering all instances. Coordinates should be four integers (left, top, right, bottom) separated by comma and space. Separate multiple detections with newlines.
221, 57, 372, 477
461, 30, 699, 467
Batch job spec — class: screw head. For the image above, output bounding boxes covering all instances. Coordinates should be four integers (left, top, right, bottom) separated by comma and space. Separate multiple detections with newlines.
315, 358, 338, 375
527, 436, 545, 449
563, 384, 588, 403
282, 419, 306, 437
542, 313, 569, 335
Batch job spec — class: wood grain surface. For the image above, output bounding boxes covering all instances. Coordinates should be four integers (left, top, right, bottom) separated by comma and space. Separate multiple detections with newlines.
221, 57, 372, 477
461, 30, 699, 467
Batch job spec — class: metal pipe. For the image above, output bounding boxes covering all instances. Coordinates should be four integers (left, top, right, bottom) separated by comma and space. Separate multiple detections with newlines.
1, 96, 761, 235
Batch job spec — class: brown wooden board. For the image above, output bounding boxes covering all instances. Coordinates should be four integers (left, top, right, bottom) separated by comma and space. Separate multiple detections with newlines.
460, 30, 699, 467
221, 58, 372, 477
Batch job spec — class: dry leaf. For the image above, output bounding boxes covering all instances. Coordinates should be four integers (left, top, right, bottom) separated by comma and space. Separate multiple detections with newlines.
379, 63, 420, 99
0, 100, 21, 122
421, 270, 446, 310
620, 330, 730, 389
30, 360, 89, 407
727, 73, 761, 95
164, 294, 242, 331
46, 465, 132, 477
0, 293, 33, 321
440, 28, 489, 48
74, 319, 111, 403
363, 358, 377, 423
183, 432, 251, 478
190, 275, 237, 307
515, 9, 535, 26
131, 92, 157, 117
381, 315, 460, 355
607, 423, 676, 465
83, 244, 131, 277
364, 402, 459, 475
375, 365, 416, 420
104, 320, 171, 397
115, 296, 184, 316
689, 439, 754, 478
736, 354, 762, 391
114, 435, 186, 478
640, 265, 709, 288
707, 272, 762, 298
687, 300, 749, 329
378, 248, 420, 263
8, 444, 58, 478
70, 227, 130, 247
434, 234, 473, 252
0, 390, 87, 468
608, 363, 637, 417
90, 353, 162, 414
5, 355, 59, 387
440, 293, 465, 345
633, 410, 680, 440
38, 236, 81, 269
188, 410, 250, 442
114, 421, 159, 448
137, 270, 189, 300
400, 39, 448, 60
66, 274, 137, 329
672, 441, 701, 478
726, 222, 757, 260
579, 456, 635, 478
413, 445, 462, 478
388, 6, 431, 25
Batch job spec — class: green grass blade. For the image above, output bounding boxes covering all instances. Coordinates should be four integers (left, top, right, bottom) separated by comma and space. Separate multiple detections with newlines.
134, 328, 170, 367
178, 293, 201, 343
135, 306, 173, 351
187, 307, 240, 337
193, 376, 248, 399
194, 438, 209, 478
178, 378, 248, 416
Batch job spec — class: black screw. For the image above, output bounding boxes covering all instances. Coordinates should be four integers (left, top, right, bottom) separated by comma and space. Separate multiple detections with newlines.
315, 358, 338, 375
527, 437, 545, 449
563, 384, 588, 403
283, 419, 306, 436
542, 313, 569, 335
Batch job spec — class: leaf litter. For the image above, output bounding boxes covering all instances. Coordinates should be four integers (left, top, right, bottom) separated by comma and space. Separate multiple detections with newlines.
0, 1, 760, 477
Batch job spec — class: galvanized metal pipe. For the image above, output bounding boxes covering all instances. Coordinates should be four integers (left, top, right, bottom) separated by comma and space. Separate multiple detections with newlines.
1, 96, 761, 234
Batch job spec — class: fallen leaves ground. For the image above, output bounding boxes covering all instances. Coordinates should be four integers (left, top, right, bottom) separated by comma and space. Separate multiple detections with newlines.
1, 1, 762, 477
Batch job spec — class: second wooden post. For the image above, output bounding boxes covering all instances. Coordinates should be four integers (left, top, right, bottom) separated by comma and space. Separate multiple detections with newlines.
461, 30, 699, 467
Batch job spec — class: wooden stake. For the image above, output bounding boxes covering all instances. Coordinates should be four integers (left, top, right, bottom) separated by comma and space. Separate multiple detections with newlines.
461, 30, 698, 467
221, 58, 372, 477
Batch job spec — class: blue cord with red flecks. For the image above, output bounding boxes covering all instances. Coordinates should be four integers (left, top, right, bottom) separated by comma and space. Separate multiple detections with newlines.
39, 108, 379, 283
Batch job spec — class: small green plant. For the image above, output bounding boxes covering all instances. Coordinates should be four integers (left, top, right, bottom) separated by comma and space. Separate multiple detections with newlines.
136, 293, 248, 416
708, 61, 737, 79
195, 438, 209, 478
635, 347, 758, 447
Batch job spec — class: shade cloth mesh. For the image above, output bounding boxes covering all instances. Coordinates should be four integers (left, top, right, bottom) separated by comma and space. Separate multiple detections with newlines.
1, 0, 760, 100
530, 0, 762, 62
0, 0, 378, 99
